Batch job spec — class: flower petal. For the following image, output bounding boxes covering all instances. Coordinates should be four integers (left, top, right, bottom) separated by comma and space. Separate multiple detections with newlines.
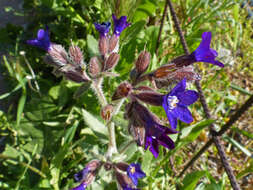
173, 105, 193, 124
158, 135, 175, 149
197, 31, 212, 50
177, 90, 199, 106
169, 78, 186, 96
37, 29, 45, 40
149, 138, 159, 158
166, 110, 178, 129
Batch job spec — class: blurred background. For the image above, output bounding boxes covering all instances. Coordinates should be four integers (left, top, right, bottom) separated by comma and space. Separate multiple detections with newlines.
0, 0, 252, 189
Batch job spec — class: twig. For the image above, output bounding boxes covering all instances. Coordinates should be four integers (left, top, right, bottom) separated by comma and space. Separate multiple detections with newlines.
178, 95, 253, 177
167, 0, 241, 189
156, 0, 169, 56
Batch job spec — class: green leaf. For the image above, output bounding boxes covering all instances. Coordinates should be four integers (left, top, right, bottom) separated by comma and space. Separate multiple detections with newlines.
180, 171, 206, 190
16, 89, 26, 126
223, 135, 252, 158
181, 119, 214, 142
121, 20, 146, 44
0, 83, 23, 100
230, 83, 252, 96
87, 34, 99, 56
82, 109, 108, 140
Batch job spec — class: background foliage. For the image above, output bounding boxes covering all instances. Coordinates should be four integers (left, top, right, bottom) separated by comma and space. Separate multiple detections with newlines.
0, 0, 252, 189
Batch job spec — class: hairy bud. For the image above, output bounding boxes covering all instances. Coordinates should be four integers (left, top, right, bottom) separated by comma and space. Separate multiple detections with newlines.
171, 54, 195, 67
112, 82, 132, 101
48, 44, 69, 66
115, 162, 129, 171
101, 104, 114, 121
99, 36, 108, 56
61, 66, 90, 83
89, 57, 101, 77
74, 160, 101, 183
135, 51, 150, 74
152, 63, 177, 79
108, 34, 119, 53
43, 55, 61, 67
133, 91, 163, 106
129, 120, 145, 146
69, 44, 84, 65
104, 52, 120, 71
115, 171, 135, 190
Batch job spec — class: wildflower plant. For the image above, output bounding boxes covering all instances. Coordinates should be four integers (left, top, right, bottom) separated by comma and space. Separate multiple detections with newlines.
26, 13, 224, 190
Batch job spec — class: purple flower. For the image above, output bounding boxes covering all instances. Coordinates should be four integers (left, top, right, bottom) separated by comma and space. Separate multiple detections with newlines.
191, 32, 224, 67
145, 120, 177, 158
127, 163, 146, 186
71, 183, 87, 190
112, 14, 130, 36
74, 168, 89, 182
27, 27, 51, 51
162, 78, 198, 129
94, 22, 111, 37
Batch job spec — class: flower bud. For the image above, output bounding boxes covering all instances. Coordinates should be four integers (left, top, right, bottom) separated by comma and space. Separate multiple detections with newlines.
43, 54, 61, 67
134, 86, 155, 92
115, 171, 135, 190
152, 63, 177, 79
133, 91, 163, 106
108, 34, 119, 53
171, 54, 195, 68
74, 160, 101, 182
129, 121, 145, 146
112, 82, 132, 101
62, 67, 90, 83
101, 104, 114, 121
69, 44, 84, 65
104, 52, 120, 71
89, 57, 101, 77
135, 51, 150, 74
99, 36, 108, 56
48, 44, 69, 66
115, 162, 129, 171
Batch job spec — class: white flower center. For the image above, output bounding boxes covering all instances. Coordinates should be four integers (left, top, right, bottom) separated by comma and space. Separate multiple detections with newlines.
167, 96, 179, 110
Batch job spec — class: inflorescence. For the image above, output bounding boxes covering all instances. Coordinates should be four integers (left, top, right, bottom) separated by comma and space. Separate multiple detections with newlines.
27, 13, 224, 190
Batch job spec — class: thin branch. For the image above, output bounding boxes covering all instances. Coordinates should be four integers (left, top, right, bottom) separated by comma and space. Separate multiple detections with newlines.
167, 0, 241, 189
178, 95, 253, 177
156, 0, 169, 56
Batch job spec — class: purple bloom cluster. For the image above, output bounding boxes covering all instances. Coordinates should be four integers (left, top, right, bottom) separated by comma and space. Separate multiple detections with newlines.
94, 14, 130, 37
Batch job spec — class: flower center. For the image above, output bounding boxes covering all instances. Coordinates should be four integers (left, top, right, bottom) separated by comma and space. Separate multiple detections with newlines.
130, 166, 136, 174
167, 96, 179, 110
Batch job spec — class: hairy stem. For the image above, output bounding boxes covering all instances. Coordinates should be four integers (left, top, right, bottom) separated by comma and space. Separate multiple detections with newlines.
91, 78, 118, 159
92, 77, 107, 107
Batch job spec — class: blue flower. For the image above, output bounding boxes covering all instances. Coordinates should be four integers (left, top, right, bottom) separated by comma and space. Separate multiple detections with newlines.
94, 22, 111, 37
127, 163, 146, 186
162, 78, 199, 129
27, 27, 51, 51
112, 14, 130, 36
191, 32, 224, 67
74, 168, 89, 182
145, 120, 177, 158
71, 183, 87, 190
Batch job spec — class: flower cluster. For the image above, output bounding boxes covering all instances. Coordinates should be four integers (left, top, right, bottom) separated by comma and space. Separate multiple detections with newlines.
27, 12, 224, 190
